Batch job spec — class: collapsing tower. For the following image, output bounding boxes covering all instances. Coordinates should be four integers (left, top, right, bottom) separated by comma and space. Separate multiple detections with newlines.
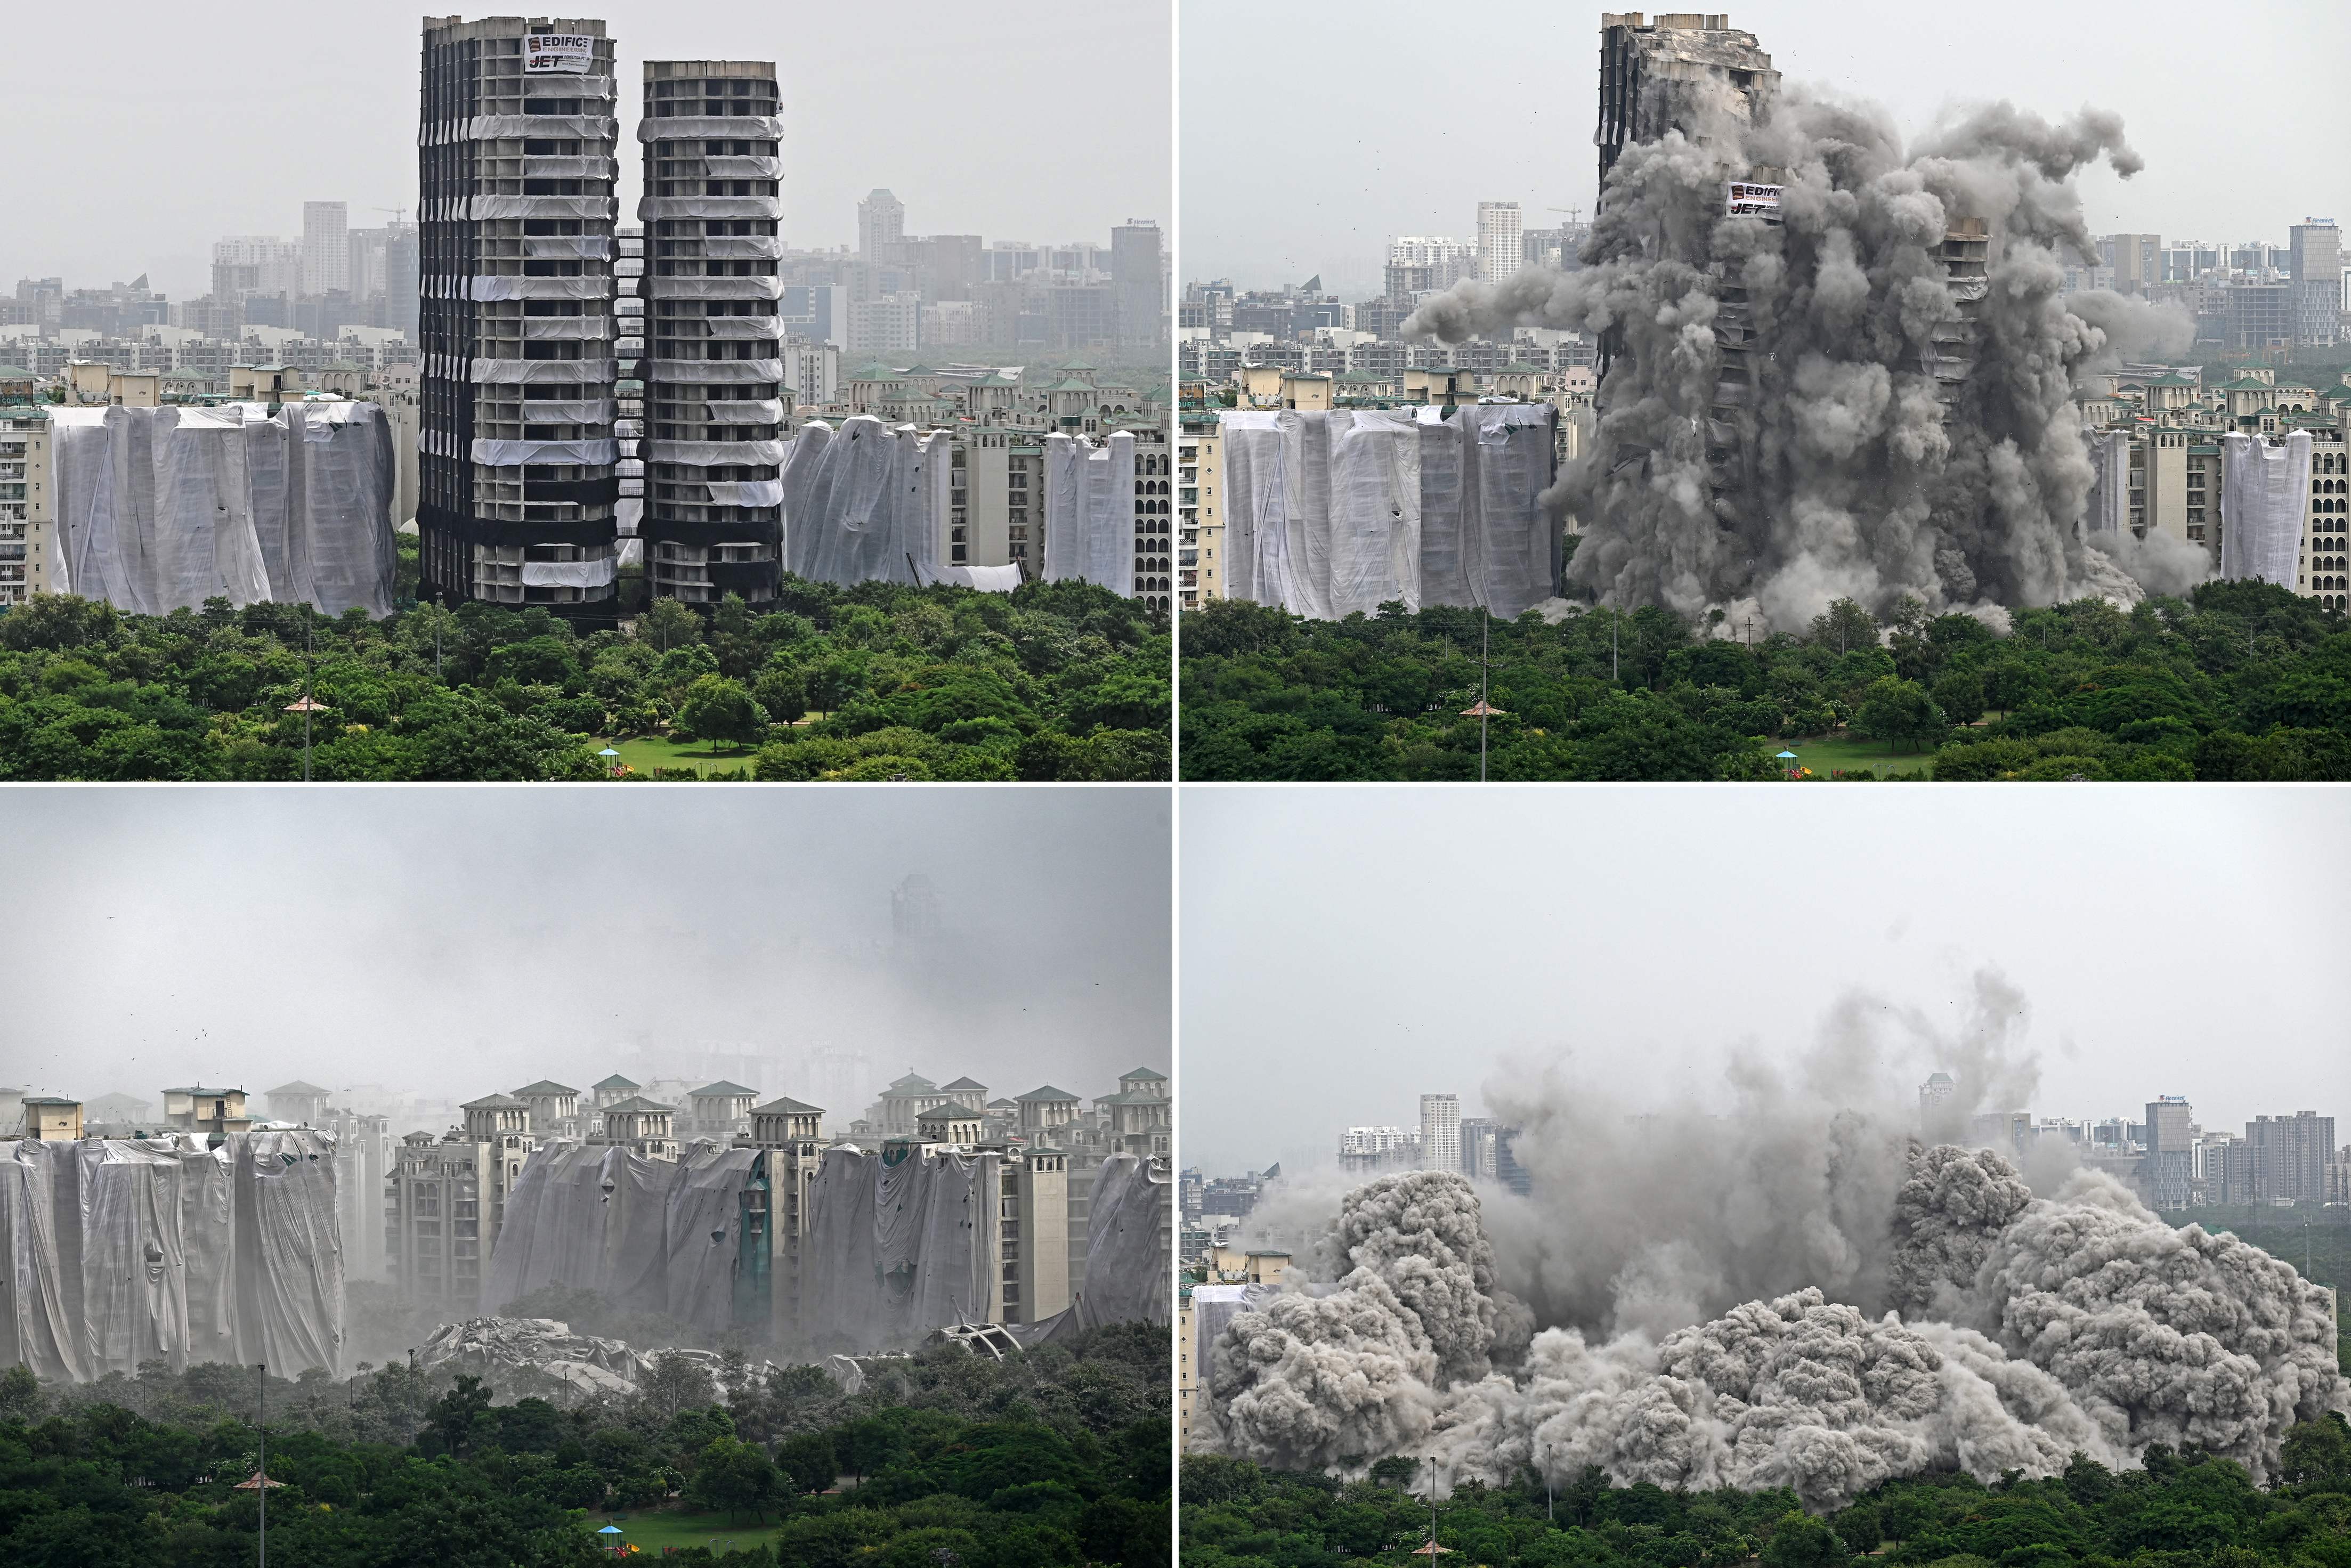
1597, 14, 1987, 536
417, 17, 623, 614
638, 61, 787, 605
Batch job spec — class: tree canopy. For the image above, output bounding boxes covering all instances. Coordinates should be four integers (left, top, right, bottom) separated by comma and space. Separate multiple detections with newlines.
0, 1322, 1171, 1567
0, 576, 1169, 781
1178, 583, 2351, 781
1183, 1416, 2351, 1568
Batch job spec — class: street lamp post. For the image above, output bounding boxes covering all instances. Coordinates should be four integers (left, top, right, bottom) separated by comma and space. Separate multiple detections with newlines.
257, 1362, 266, 1568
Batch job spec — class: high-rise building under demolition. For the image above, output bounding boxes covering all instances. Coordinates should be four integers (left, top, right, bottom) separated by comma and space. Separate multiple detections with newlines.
1593, 12, 1983, 525
638, 60, 786, 604
417, 16, 622, 612
1595, 13, 1779, 203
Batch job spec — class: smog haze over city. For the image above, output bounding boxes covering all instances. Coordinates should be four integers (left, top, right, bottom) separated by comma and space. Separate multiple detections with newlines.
1180, 0, 2351, 296
1180, 786, 2350, 1175
0, 788, 1172, 1118
0, 1, 1173, 300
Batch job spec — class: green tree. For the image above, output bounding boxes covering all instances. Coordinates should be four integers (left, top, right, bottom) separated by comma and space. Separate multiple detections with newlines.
777, 1429, 839, 1494
672, 675, 766, 750
1809, 598, 1878, 656
639, 596, 703, 653
1853, 676, 1945, 751
1933, 667, 1985, 728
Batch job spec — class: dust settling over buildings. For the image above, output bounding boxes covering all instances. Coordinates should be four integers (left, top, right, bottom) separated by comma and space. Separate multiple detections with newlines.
1406, 12, 2206, 633
1198, 981, 2349, 1508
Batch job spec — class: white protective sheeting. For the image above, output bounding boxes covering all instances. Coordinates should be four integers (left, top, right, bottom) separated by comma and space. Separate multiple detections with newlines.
1042, 430, 1136, 593
645, 439, 788, 466
481, 1142, 754, 1336
699, 237, 787, 261
637, 116, 785, 141
2080, 428, 2130, 535
638, 197, 785, 222
928, 563, 1022, 592
1074, 1154, 1169, 1327
469, 438, 619, 467
423, 115, 615, 145
519, 557, 619, 588
460, 275, 612, 302
0, 1133, 344, 1381
472, 358, 619, 384
437, 196, 613, 223
523, 235, 612, 260
2219, 431, 2310, 587
800, 1147, 1001, 1352
644, 277, 786, 302
519, 155, 615, 179
701, 397, 785, 424
645, 358, 784, 384
521, 316, 615, 341
511, 399, 616, 424
706, 480, 784, 506
704, 318, 785, 340
780, 417, 950, 588
1221, 404, 1561, 620
51, 402, 396, 616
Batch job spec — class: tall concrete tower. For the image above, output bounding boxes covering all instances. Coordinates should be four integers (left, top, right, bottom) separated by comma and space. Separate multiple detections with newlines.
639, 59, 785, 604
417, 15, 622, 614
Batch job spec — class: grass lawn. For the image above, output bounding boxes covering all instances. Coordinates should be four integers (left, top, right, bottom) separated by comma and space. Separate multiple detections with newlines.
579, 1508, 785, 1556
590, 734, 761, 779
1767, 730, 1939, 779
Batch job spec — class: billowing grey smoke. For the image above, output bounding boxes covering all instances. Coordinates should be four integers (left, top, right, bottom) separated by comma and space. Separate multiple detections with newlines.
1204, 981, 2348, 1504
1404, 91, 2202, 632
1213, 1171, 1527, 1469
1207, 1150, 2346, 1507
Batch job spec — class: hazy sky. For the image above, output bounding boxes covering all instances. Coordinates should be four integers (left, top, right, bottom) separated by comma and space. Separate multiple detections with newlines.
1179, 0, 2351, 296
2, 2, 1171, 301
1181, 787, 2351, 1174
0, 787, 1170, 1118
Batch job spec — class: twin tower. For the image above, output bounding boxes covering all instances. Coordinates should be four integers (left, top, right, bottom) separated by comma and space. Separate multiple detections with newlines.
417, 17, 782, 616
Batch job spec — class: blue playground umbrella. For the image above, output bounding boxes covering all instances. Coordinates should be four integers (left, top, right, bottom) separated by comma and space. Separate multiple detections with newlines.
598, 747, 621, 758
1775, 750, 1798, 760
597, 1526, 624, 1536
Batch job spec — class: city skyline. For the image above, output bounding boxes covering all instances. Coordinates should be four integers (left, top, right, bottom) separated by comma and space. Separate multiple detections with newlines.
1180, 787, 2351, 1173
1180, 0, 2351, 296
1, 2, 1172, 302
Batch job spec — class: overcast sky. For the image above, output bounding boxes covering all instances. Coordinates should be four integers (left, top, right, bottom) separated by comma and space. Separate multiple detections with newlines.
0, 787, 1170, 1119
2, 2, 1171, 301
1181, 787, 2351, 1175
1179, 0, 2351, 297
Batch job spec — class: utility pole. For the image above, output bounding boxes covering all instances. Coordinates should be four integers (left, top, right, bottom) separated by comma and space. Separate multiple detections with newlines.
256, 1362, 267, 1568
301, 620, 314, 783
1479, 608, 1490, 783
1428, 1456, 1438, 1560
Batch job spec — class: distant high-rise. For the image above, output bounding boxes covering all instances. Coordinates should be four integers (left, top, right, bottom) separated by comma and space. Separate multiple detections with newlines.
1476, 202, 1522, 286
2246, 1111, 2336, 1206
302, 201, 350, 295
1110, 220, 1165, 347
211, 236, 305, 303
2143, 1096, 2194, 1209
857, 188, 905, 261
416, 16, 621, 613
639, 58, 784, 605
1420, 1093, 1462, 1175
2289, 219, 2342, 345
